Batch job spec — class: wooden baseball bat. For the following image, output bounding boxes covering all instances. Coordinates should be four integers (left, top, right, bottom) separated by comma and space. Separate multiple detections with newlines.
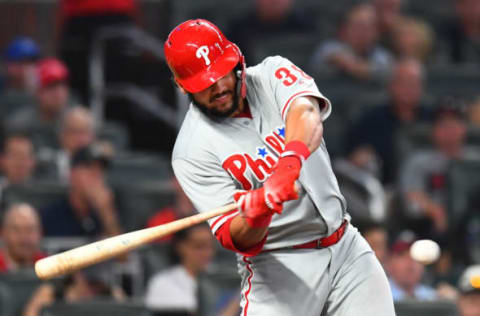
35, 202, 239, 280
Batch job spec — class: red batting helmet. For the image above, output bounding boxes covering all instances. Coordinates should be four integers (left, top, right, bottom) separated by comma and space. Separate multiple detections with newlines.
164, 19, 246, 96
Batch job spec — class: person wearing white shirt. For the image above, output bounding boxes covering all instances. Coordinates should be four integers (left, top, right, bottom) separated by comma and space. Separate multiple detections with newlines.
145, 223, 215, 312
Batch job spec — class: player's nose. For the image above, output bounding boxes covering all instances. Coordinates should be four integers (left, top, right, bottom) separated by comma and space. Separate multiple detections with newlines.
210, 76, 229, 94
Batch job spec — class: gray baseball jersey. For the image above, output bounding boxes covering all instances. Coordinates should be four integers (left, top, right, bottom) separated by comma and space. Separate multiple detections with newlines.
172, 56, 395, 316
173, 56, 347, 250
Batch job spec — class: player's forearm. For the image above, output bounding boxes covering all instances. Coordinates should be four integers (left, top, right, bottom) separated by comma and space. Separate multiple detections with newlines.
229, 215, 269, 250
285, 96, 323, 153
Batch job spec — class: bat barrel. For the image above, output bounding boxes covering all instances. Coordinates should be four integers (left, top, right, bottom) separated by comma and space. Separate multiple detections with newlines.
35, 231, 144, 279
35, 202, 239, 280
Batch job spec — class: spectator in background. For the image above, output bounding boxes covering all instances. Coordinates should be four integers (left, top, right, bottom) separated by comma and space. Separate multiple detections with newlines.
0, 133, 36, 203
58, 0, 139, 103
6, 58, 70, 149
357, 220, 388, 266
0, 37, 40, 119
440, 0, 480, 64
146, 176, 195, 241
373, 0, 404, 49
0, 133, 36, 185
348, 59, 430, 185
467, 96, 480, 127
37, 106, 95, 182
309, 3, 392, 81
333, 145, 386, 223
392, 17, 435, 64
228, 0, 313, 64
457, 265, 480, 316
0, 204, 45, 273
387, 231, 437, 301
40, 144, 121, 237
399, 104, 479, 240
451, 187, 480, 266
145, 223, 215, 313
24, 264, 125, 316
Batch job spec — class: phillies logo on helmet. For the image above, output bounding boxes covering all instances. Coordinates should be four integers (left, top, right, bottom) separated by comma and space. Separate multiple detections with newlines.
222, 127, 286, 190
196, 45, 211, 66
164, 19, 245, 94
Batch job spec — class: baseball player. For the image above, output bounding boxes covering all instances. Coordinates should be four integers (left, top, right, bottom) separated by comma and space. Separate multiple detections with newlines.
165, 19, 395, 316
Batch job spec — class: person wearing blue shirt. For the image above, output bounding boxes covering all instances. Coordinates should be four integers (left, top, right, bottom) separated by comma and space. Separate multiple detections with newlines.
387, 232, 437, 301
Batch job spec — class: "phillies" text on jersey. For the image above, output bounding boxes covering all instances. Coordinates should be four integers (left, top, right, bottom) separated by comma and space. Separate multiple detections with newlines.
222, 127, 286, 189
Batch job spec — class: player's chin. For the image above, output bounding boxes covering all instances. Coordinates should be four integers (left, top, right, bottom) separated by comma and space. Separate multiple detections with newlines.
210, 100, 234, 114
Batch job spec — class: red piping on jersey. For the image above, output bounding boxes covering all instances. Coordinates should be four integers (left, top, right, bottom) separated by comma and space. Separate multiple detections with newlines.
243, 256, 254, 316
214, 217, 268, 256
281, 90, 317, 120
211, 209, 237, 230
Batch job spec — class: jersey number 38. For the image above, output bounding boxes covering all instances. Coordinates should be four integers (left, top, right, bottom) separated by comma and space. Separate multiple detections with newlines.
274, 65, 312, 87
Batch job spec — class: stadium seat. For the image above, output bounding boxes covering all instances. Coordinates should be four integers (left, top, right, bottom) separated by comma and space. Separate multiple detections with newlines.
170, 0, 251, 30
394, 123, 433, 162
448, 159, 480, 226
0, 271, 43, 316
139, 243, 173, 285
1, 182, 68, 214
394, 300, 458, 316
251, 33, 319, 69
198, 270, 241, 316
115, 182, 175, 231
5, 122, 59, 152
0, 282, 11, 316
312, 75, 386, 110
426, 66, 480, 99
97, 121, 130, 151
323, 111, 348, 158
405, 0, 453, 27
41, 237, 88, 255
394, 123, 480, 168
210, 244, 238, 274
40, 301, 153, 316
107, 152, 171, 186
467, 126, 480, 145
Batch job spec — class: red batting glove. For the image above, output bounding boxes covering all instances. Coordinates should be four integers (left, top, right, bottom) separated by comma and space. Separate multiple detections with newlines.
264, 141, 310, 206
234, 188, 282, 228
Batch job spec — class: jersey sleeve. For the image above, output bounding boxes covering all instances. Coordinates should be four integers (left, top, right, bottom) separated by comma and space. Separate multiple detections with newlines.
260, 56, 332, 122
172, 157, 240, 235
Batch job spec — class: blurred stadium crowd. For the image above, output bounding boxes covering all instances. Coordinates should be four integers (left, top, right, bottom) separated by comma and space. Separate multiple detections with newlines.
0, 0, 479, 315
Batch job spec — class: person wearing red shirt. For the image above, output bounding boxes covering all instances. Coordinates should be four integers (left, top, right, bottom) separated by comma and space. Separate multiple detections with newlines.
60, 0, 137, 19
0, 204, 45, 273
146, 177, 196, 242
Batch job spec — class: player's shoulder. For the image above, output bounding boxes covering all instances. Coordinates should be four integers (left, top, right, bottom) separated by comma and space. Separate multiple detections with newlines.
246, 55, 295, 90
172, 106, 216, 162
248, 55, 293, 74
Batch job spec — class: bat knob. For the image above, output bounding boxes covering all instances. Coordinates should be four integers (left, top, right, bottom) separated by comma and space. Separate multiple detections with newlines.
35, 255, 62, 280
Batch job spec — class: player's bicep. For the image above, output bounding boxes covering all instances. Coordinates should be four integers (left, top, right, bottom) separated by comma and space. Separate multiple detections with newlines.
172, 158, 239, 233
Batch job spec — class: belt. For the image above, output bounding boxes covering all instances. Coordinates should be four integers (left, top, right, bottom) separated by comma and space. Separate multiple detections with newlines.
292, 220, 348, 249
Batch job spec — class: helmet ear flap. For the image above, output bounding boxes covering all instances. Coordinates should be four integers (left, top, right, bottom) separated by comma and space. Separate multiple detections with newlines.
233, 44, 247, 98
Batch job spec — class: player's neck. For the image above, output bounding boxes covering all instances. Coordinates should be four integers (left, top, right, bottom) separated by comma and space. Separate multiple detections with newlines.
231, 98, 252, 119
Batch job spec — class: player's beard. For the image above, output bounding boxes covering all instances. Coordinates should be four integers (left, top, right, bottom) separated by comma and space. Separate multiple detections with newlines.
189, 78, 240, 118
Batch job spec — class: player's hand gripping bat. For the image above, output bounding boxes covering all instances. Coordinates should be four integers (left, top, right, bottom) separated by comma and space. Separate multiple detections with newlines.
35, 183, 298, 280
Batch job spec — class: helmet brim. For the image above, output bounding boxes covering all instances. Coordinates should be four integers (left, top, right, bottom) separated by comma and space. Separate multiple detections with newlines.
176, 44, 240, 94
